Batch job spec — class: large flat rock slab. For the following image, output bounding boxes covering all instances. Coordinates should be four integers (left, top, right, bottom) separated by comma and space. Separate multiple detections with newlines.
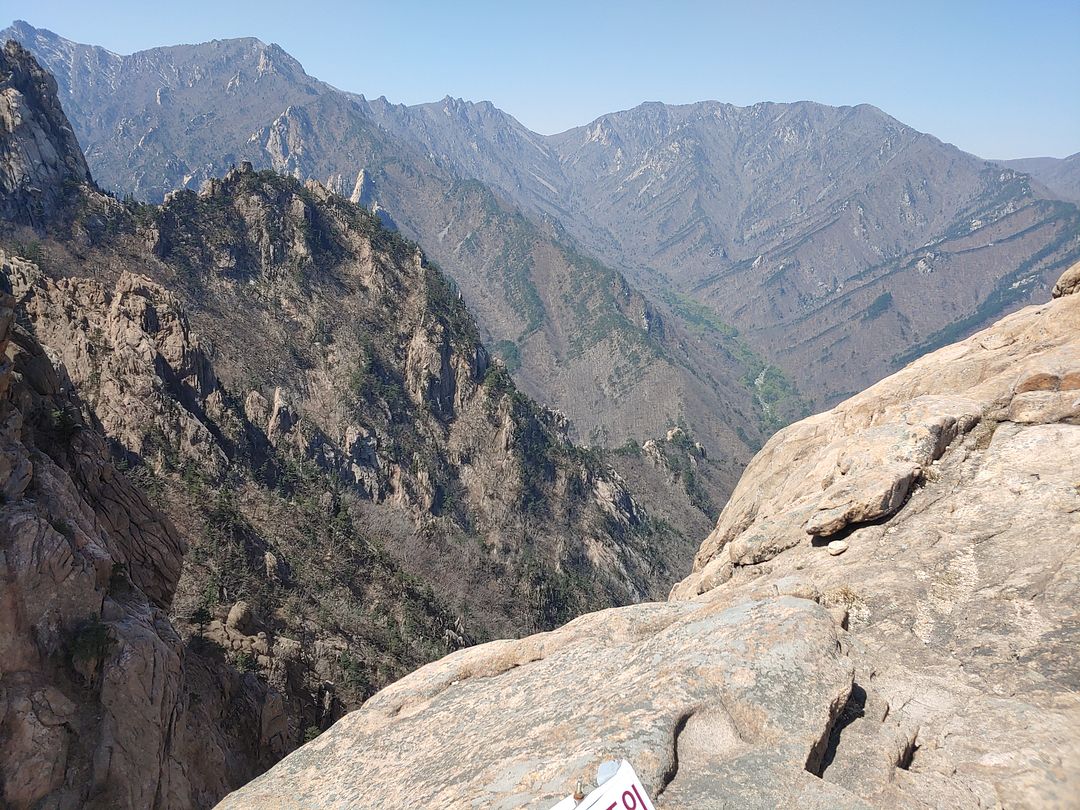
218, 596, 855, 809
661, 273, 1080, 807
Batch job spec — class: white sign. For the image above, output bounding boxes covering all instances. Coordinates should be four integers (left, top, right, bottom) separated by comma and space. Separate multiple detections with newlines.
549, 760, 657, 810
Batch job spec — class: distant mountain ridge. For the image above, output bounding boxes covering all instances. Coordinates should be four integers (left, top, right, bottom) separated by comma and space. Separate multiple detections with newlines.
2, 20, 781, 499
362, 93, 1080, 404
997, 152, 1080, 206
5, 19, 1078, 440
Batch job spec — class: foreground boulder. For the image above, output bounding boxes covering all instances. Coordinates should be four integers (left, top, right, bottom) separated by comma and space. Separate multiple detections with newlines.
219, 265, 1080, 808
218, 596, 857, 809
1053, 258, 1080, 298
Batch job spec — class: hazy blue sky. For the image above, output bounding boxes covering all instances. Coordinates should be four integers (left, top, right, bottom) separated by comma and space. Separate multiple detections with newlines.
6, 0, 1079, 158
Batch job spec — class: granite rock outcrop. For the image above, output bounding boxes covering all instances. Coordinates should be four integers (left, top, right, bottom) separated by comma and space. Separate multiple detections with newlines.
0, 39, 90, 226
0, 257, 286, 809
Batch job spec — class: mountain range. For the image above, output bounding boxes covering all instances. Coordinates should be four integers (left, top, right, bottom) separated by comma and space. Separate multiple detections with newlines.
7, 19, 1077, 482
364, 95, 1080, 402
0, 40, 717, 805
0, 21, 776, 494
3, 19, 1079, 810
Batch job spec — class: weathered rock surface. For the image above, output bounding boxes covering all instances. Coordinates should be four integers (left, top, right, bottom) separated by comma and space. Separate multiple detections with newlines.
219, 596, 857, 809
221, 266, 1080, 808
0, 257, 285, 808
0, 40, 90, 227
664, 268, 1080, 806
1053, 258, 1080, 298
14, 260, 231, 480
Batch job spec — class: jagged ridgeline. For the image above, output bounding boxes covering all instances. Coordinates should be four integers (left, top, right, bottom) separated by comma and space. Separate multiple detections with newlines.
0, 20, 788, 498
0, 41, 691, 808
117, 162, 682, 633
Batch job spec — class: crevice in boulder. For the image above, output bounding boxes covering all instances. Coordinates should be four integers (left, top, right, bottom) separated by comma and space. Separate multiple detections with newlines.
810, 682, 866, 777
654, 710, 692, 796
809, 511, 894, 546
896, 733, 919, 771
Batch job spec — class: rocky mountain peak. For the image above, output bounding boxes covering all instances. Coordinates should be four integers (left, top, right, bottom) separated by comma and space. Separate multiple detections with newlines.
0, 39, 91, 226
245, 38, 306, 80
3, 20, 103, 64
6, 19, 48, 45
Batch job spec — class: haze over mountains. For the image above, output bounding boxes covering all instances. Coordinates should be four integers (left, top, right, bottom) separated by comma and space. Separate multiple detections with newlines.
7, 20, 1078, 449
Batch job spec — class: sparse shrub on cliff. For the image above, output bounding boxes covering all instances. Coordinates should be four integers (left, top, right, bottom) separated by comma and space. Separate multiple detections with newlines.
68, 618, 115, 670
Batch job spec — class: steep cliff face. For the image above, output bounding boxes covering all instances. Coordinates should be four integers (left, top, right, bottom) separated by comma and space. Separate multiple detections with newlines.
0, 253, 292, 809
220, 264, 1080, 808
0, 42, 710, 808
91, 164, 689, 625
0, 39, 90, 226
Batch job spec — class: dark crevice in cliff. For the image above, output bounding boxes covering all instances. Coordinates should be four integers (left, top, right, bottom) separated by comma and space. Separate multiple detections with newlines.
809, 681, 865, 777
653, 710, 693, 796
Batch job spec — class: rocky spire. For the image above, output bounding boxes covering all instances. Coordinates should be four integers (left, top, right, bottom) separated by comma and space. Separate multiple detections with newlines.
0, 40, 91, 227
